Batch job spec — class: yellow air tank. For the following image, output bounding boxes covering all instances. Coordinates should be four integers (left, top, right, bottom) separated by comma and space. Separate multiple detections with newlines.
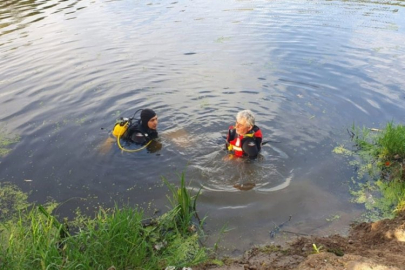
112, 122, 129, 137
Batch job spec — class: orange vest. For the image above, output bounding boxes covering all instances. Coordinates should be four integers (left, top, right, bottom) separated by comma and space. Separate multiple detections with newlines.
226, 126, 262, 157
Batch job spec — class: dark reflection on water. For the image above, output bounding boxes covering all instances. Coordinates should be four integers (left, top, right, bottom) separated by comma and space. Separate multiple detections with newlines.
1, 0, 405, 252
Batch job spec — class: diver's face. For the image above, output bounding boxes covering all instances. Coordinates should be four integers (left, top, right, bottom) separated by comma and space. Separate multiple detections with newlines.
235, 117, 252, 135
148, 115, 158, 130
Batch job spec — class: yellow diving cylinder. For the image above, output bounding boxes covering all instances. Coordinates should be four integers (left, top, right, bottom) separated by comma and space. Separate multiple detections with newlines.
112, 120, 129, 137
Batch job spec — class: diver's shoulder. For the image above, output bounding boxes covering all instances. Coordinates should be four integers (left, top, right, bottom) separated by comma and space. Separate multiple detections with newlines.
252, 125, 261, 131
253, 125, 262, 137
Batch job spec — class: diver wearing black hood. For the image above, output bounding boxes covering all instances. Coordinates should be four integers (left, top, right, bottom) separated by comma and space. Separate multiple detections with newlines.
123, 109, 158, 144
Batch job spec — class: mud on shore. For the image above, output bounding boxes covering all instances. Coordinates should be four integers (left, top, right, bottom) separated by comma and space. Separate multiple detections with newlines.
198, 212, 405, 269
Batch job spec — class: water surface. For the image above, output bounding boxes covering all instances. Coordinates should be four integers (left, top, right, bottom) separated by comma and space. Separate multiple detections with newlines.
1, 0, 405, 253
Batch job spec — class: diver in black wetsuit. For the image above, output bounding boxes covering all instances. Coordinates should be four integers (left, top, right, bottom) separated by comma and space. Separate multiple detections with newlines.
123, 109, 158, 144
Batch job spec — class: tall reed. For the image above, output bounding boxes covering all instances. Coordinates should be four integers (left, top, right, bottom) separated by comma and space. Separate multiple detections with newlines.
162, 172, 201, 233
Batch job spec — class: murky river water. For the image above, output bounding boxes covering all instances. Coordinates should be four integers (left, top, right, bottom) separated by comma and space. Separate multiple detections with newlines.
1, 0, 405, 253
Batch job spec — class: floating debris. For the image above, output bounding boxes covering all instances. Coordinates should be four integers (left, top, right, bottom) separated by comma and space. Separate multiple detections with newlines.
270, 215, 292, 238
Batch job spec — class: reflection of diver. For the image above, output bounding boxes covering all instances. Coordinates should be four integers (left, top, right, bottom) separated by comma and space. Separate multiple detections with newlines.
145, 139, 162, 153
226, 110, 263, 159
112, 108, 160, 153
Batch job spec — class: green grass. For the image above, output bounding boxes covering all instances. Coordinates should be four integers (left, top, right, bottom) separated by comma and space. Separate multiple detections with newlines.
352, 122, 405, 166
346, 122, 405, 219
377, 122, 405, 160
162, 172, 202, 234
0, 175, 209, 269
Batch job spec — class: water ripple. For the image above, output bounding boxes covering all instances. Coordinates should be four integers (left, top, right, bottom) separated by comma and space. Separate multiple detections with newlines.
1, 0, 405, 251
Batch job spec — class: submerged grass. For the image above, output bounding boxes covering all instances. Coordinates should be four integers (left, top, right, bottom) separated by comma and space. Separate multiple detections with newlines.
0, 128, 20, 157
0, 182, 30, 220
339, 122, 405, 219
0, 174, 209, 269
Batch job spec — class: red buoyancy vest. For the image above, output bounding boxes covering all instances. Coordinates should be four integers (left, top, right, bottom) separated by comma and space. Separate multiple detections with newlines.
226, 125, 263, 157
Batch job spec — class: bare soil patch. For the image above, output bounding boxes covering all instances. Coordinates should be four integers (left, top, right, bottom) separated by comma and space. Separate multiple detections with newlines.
198, 212, 405, 269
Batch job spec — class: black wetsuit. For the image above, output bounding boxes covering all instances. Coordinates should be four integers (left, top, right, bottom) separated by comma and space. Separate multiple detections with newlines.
122, 120, 158, 144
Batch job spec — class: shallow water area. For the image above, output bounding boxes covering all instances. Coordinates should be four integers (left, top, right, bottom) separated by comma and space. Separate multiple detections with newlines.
1, 0, 405, 253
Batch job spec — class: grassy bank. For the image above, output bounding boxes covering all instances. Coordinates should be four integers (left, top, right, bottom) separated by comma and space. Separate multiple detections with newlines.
0, 174, 209, 269
335, 122, 405, 220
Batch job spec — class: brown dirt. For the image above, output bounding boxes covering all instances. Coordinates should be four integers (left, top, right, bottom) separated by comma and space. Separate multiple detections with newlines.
198, 212, 405, 270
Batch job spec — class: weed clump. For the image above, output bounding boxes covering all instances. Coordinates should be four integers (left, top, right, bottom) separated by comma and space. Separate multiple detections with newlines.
0, 129, 20, 157
339, 122, 405, 219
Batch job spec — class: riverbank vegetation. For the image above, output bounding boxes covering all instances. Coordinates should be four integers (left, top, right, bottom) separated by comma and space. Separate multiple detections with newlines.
0, 174, 209, 269
335, 122, 405, 220
201, 122, 405, 269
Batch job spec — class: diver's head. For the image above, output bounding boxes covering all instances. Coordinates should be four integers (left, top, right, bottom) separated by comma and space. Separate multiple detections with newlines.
141, 109, 158, 130
235, 109, 255, 135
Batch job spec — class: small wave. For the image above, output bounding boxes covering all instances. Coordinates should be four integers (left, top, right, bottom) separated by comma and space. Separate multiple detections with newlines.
218, 205, 248, 210
200, 183, 240, 193
201, 169, 294, 194
255, 171, 293, 193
